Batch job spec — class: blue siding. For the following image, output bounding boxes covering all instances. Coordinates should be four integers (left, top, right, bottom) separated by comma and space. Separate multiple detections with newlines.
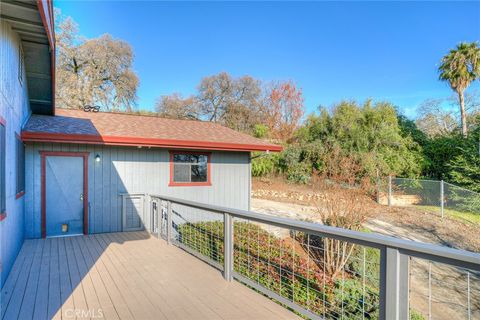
24, 143, 251, 238
0, 21, 31, 287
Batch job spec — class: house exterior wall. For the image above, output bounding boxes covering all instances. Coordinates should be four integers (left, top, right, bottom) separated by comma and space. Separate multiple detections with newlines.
24, 143, 251, 239
0, 21, 30, 286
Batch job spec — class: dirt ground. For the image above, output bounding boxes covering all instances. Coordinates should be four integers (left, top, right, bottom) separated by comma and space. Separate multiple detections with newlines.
252, 177, 480, 253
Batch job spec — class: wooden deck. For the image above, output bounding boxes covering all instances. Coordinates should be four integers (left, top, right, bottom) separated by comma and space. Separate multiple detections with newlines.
1, 232, 298, 320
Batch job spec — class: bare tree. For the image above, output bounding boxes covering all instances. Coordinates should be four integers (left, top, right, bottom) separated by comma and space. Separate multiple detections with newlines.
155, 93, 199, 120
416, 99, 457, 137
416, 92, 480, 137
196, 72, 264, 132
308, 152, 371, 281
263, 81, 304, 142
55, 10, 139, 111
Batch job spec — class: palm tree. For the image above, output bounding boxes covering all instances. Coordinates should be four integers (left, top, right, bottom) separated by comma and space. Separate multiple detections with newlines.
439, 42, 480, 137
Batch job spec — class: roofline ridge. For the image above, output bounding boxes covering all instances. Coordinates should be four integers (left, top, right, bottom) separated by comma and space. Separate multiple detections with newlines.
56, 107, 213, 124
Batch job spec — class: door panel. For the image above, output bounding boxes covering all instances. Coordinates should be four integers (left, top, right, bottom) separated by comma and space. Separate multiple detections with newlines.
46, 156, 84, 237
123, 196, 144, 231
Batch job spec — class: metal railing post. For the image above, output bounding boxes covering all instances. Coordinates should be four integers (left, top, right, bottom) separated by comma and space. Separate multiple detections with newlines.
380, 247, 410, 320
223, 213, 233, 281
153, 199, 160, 239
440, 180, 444, 218
167, 200, 172, 245
388, 176, 392, 207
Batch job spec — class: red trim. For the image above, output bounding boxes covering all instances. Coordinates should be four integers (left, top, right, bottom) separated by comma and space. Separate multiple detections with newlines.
0, 212, 6, 222
0, 116, 6, 126
15, 191, 25, 200
36, 0, 55, 115
21, 131, 282, 152
169, 151, 212, 187
40, 151, 89, 238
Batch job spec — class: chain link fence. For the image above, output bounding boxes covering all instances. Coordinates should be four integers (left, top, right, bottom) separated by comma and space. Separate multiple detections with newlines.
378, 177, 480, 219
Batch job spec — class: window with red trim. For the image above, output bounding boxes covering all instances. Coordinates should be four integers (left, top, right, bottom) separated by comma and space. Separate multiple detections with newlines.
16, 134, 25, 198
0, 119, 6, 217
169, 152, 211, 186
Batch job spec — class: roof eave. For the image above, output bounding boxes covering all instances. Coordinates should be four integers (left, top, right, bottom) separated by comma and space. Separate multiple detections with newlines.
21, 131, 283, 152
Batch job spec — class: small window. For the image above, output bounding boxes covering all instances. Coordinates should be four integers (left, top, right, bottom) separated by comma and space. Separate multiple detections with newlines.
18, 44, 24, 85
169, 152, 211, 186
0, 119, 6, 218
16, 135, 25, 198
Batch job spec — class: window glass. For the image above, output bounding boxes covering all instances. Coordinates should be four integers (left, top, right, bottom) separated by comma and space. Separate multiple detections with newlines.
172, 153, 209, 183
16, 136, 25, 195
0, 123, 5, 213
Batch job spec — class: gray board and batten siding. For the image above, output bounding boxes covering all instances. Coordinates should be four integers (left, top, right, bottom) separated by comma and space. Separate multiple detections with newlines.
24, 142, 251, 239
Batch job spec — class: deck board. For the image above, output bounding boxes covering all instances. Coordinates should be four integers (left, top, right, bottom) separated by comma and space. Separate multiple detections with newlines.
1, 240, 32, 319
33, 237, 51, 320
1, 232, 299, 320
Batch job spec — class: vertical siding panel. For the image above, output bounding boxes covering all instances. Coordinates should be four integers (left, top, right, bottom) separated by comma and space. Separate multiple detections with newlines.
23, 144, 251, 238
110, 147, 118, 232
24, 144, 34, 238
127, 147, 133, 193
93, 145, 102, 233
101, 146, 110, 232
117, 147, 126, 231
32, 143, 41, 238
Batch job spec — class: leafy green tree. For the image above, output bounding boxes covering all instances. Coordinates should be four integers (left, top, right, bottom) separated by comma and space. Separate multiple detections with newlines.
422, 134, 465, 179
253, 124, 269, 138
397, 114, 428, 146
447, 121, 480, 192
262, 101, 423, 184
302, 101, 424, 179
439, 42, 480, 137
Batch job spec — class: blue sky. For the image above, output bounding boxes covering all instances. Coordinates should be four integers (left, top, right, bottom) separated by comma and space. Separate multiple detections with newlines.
55, 1, 480, 118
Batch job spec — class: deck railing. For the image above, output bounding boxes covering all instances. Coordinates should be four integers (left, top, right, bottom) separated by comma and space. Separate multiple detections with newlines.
146, 195, 480, 320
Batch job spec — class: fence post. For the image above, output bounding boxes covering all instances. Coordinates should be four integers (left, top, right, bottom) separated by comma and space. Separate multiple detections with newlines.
223, 213, 233, 281
388, 176, 392, 207
167, 200, 172, 245
379, 247, 410, 320
440, 180, 444, 218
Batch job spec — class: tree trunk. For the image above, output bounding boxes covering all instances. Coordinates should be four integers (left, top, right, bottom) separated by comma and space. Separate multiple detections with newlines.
459, 90, 468, 137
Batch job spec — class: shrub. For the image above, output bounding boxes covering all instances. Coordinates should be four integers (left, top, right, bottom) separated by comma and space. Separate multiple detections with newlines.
285, 162, 311, 184
410, 309, 426, 320
278, 145, 312, 183
251, 152, 279, 177
177, 221, 380, 319
332, 279, 379, 319
253, 124, 269, 138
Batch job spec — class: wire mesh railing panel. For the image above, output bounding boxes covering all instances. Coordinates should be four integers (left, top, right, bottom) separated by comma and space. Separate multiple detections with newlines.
409, 257, 480, 320
444, 182, 480, 215
157, 199, 168, 240
232, 218, 381, 320
146, 195, 480, 320
170, 203, 225, 267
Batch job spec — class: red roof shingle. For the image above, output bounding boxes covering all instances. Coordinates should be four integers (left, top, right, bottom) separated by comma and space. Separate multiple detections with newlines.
22, 109, 281, 152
